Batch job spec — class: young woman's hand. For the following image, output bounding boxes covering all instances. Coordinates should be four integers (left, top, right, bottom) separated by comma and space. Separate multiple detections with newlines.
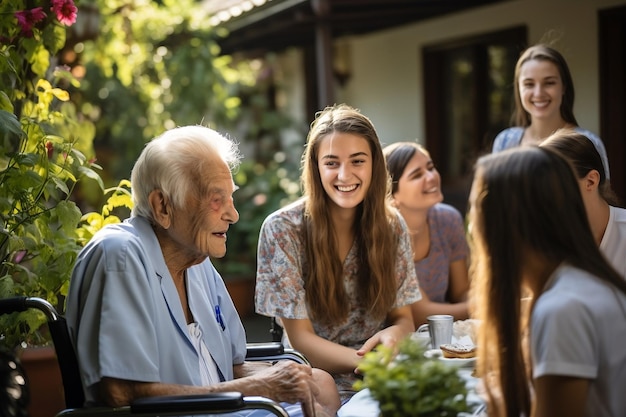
356, 304, 414, 361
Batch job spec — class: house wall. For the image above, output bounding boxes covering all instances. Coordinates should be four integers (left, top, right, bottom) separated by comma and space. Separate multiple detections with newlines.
273, 49, 310, 157
332, 0, 626, 147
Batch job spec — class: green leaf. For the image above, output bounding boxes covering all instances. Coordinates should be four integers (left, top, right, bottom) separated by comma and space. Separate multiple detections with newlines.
0, 110, 22, 136
43, 23, 67, 55
78, 166, 105, 190
106, 193, 133, 210
54, 201, 82, 233
0, 93, 15, 112
29, 44, 51, 77
53, 66, 81, 88
0, 275, 16, 298
50, 175, 70, 195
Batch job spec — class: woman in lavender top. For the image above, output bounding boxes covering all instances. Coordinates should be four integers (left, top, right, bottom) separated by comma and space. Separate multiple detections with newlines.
384, 142, 470, 326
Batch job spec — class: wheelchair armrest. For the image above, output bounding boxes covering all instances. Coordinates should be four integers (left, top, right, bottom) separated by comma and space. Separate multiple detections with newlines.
245, 342, 310, 365
0, 296, 29, 314
56, 394, 289, 417
131, 392, 244, 413
282, 348, 310, 365
246, 342, 284, 358
130, 394, 289, 417
0, 296, 60, 321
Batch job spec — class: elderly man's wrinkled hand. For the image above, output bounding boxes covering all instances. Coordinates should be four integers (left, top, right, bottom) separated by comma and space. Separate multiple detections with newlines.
256, 361, 321, 417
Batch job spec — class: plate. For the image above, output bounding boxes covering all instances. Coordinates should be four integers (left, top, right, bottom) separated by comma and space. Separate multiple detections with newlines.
424, 349, 476, 368
424, 348, 443, 359
439, 356, 476, 368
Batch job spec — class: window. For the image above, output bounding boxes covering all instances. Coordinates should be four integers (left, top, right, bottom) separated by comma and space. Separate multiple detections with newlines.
422, 27, 527, 213
599, 5, 626, 203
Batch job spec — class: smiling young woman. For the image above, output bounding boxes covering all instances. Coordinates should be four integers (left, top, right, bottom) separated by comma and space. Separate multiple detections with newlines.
255, 104, 421, 403
383, 142, 470, 327
491, 44, 610, 180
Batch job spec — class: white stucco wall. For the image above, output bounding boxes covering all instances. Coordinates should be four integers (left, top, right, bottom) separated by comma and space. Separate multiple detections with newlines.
337, 0, 626, 146
274, 48, 309, 152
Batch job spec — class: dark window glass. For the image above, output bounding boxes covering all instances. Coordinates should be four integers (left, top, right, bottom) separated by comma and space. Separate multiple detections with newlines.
422, 27, 527, 214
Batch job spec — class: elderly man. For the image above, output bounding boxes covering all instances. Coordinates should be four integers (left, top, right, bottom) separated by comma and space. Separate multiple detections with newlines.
66, 125, 340, 417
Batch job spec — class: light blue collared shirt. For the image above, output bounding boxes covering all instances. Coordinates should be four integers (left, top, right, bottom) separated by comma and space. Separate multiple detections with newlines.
66, 216, 247, 405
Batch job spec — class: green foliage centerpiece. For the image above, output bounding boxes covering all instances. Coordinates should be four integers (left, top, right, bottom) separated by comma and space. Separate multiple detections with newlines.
354, 337, 470, 417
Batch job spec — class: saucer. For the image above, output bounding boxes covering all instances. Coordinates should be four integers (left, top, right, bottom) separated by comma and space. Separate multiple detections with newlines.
424, 348, 443, 359
424, 349, 476, 368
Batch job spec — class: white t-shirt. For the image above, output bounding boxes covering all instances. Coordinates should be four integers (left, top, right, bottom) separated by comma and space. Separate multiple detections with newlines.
600, 205, 626, 278
531, 263, 626, 417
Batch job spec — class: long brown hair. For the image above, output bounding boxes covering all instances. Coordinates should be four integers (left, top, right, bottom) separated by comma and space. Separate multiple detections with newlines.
512, 44, 578, 127
301, 104, 399, 325
469, 147, 626, 417
540, 129, 620, 206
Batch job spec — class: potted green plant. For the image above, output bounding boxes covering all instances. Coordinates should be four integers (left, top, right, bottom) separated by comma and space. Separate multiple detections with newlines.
354, 337, 470, 417
1, 5, 133, 416
0, 3, 94, 416
1, 0, 91, 349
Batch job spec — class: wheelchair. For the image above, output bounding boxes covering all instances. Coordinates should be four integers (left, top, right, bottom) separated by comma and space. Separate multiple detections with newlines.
0, 296, 308, 417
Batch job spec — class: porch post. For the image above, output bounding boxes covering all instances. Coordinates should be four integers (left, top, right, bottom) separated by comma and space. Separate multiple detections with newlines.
312, 0, 334, 108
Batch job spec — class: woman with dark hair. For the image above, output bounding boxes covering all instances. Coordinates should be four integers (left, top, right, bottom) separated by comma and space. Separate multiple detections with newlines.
469, 146, 626, 417
492, 44, 610, 179
383, 141, 469, 325
540, 129, 625, 277
255, 104, 421, 401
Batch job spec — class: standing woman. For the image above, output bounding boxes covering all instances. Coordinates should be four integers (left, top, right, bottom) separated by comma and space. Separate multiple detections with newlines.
469, 147, 626, 417
540, 129, 626, 277
492, 44, 610, 179
255, 104, 421, 400
383, 142, 469, 326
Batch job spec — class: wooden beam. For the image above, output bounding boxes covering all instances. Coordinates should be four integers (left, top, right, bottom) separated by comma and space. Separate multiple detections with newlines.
313, 0, 334, 108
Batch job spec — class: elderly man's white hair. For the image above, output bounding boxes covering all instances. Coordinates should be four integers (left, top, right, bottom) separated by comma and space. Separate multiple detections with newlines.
130, 125, 241, 221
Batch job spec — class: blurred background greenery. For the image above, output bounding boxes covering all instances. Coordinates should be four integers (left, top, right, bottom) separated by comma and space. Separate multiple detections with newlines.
1, 0, 303, 345
63, 0, 303, 279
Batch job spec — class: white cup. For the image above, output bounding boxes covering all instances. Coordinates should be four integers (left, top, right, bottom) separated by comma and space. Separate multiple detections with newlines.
411, 327, 431, 349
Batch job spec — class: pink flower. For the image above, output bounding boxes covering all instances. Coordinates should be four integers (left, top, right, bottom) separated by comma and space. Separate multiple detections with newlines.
14, 7, 47, 37
51, 0, 77, 26
13, 250, 27, 264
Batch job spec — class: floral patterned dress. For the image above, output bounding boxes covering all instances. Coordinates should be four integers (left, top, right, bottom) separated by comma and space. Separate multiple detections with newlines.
255, 199, 421, 396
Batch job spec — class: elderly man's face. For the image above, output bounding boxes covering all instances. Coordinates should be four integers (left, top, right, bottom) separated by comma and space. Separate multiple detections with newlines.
169, 160, 239, 260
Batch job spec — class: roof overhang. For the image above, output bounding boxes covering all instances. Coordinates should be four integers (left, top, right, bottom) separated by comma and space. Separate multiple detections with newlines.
204, 0, 509, 55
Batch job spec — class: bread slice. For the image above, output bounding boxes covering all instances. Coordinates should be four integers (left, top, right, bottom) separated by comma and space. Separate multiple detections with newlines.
439, 343, 476, 359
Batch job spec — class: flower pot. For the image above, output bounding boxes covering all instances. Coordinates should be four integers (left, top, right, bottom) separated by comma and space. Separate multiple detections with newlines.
225, 278, 255, 318
19, 346, 65, 417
